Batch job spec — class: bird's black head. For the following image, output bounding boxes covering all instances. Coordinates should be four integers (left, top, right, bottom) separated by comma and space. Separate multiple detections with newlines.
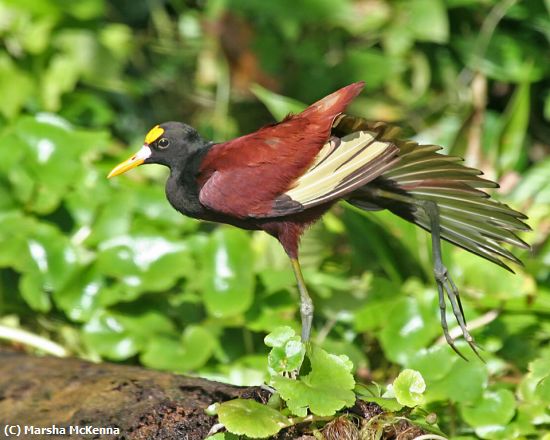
108, 121, 207, 178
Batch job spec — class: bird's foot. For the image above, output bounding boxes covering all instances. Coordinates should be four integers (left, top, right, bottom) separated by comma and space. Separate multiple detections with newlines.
434, 264, 484, 362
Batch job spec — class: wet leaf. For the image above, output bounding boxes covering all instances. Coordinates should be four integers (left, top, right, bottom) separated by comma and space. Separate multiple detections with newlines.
201, 228, 255, 318
96, 234, 192, 299
83, 310, 175, 360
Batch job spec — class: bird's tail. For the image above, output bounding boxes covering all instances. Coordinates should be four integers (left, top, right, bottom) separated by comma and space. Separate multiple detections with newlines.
334, 115, 530, 271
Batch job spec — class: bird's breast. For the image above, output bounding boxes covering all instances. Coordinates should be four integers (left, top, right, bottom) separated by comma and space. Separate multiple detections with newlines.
165, 172, 206, 219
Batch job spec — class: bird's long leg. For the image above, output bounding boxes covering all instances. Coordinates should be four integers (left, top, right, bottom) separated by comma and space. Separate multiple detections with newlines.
369, 189, 482, 360
289, 257, 314, 342
422, 200, 483, 361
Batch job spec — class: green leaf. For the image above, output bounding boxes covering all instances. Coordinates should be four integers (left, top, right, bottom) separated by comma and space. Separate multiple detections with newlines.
83, 310, 175, 360
251, 84, 306, 121
7, 114, 108, 214
265, 326, 305, 375
202, 228, 255, 318
97, 234, 192, 298
378, 291, 440, 364
0, 214, 80, 312
498, 82, 530, 173
271, 346, 355, 416
511, 157, 550, 204
409, 344, 488, 403
535, 376, 550, 404
140, 325, 216, 372
453, 251, 534, 302
264, 326, 296, 347
216, 399, 290, 438
461, 389, 516, 430
359, 396, 403, 412
519, 356, 550, 402
400, 0, 449, 43
19, 272, 52, 312
206, 433, 239, 440
354, 278, 403, 332
53, 267, 104, 322
245, 290, 298, 334
85, 191, 134, 245
340, 48, 402, 91
392, 369, 426, 407
0, 55, 35, 119
458, 32, 548, 82
407, 345, 455, 382
321, 338, 369, 372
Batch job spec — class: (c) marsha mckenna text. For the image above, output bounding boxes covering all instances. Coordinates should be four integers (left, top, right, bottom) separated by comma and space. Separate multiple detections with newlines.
23, 425, 120, 435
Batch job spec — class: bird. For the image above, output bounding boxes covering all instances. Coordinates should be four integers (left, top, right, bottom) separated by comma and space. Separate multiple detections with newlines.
108, 81, 529, 360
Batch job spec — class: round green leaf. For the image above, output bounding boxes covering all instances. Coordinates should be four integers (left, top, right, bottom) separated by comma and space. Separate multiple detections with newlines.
379, 292, 440, 364
217, 399, 290, 438
393, 369, 426, 407
461, 389, 516, 429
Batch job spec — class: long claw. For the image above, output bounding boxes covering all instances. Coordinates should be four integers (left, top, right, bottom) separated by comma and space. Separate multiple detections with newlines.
437, 266, 485, 362
448, 339, 468, 361
467, 338, 485, 361
422, 200, 484, 361
447, 275, 466, 326
437, 274, 468, 360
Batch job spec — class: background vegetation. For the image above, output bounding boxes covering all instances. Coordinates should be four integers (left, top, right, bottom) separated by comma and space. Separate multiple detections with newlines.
0, 0, 549, 438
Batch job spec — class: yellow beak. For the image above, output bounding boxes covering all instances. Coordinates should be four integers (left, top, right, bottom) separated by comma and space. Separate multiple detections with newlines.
107, 145, 152, 178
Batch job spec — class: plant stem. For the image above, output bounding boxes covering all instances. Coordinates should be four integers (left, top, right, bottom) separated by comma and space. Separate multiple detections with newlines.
0, 324, 68, 357
413, 435, 449, 440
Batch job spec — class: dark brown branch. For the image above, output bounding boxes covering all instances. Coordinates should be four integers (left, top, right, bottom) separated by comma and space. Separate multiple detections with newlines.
0, 350, 264, 440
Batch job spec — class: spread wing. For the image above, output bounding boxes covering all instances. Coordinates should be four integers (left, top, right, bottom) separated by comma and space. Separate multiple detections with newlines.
268, 130, 399, 216
198, 82, 366, 218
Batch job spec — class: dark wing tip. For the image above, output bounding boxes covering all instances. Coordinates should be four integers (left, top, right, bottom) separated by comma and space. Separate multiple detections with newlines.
269, 194, 304, 216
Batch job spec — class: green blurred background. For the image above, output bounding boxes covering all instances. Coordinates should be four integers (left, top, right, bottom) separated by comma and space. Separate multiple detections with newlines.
0, 0, 549, 437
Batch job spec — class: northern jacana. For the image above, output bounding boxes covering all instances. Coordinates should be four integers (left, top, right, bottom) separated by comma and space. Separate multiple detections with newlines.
108, 82, 529, 359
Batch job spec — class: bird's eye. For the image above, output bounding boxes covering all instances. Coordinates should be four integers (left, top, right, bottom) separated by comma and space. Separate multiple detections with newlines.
158, 138, 170, 149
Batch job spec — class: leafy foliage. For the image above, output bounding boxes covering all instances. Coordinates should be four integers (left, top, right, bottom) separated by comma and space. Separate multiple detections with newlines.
214, 329, 432, 438
0, 0, 549, 438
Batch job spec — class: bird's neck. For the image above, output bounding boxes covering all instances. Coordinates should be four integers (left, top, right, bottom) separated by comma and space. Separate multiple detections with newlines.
165, 145, 212, 219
